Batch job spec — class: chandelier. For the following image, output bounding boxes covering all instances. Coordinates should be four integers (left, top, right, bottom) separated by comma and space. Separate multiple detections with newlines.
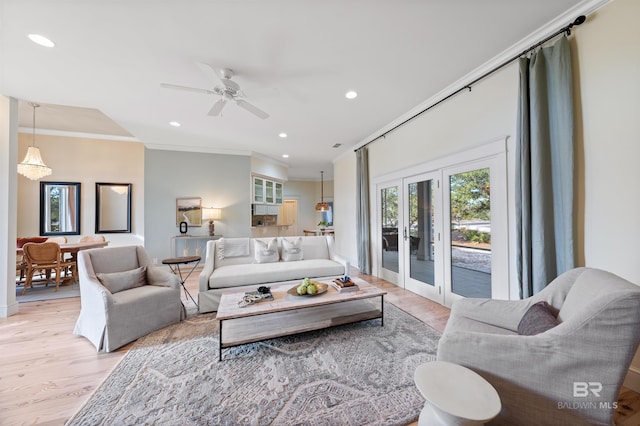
17, 103, 52, 180
315, 171, 330, 212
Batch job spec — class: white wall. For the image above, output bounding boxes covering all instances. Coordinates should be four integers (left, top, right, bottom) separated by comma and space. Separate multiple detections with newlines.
0, 96, 19, 317
574, 0, 640, 284
144, 149, 251, 263
16, 133, 145, 246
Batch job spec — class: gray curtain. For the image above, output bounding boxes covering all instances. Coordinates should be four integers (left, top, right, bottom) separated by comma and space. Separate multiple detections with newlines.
356, 147, 371, 274
516, 35, 575, 298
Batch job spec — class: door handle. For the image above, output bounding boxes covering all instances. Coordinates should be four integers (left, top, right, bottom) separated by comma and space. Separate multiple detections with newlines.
403, 227, 408, 241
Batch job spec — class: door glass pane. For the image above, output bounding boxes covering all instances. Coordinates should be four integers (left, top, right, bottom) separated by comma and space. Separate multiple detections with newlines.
449, 168, 491, 297
381, 186, 399, 273
408, 180, 435, 286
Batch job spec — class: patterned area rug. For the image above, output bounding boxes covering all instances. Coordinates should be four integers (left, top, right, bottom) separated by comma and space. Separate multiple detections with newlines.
68, 302, 440, 425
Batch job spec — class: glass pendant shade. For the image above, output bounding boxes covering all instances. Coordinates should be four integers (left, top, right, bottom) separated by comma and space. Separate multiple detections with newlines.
18, 146, 52, 180
17, 103, 52, 180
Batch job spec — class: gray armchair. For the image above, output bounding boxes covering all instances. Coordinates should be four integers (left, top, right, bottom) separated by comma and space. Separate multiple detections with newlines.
437, 267, 640, 426
74, 245, 185, 352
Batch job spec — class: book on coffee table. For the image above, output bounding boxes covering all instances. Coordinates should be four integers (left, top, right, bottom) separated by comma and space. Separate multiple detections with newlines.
330, 279, 359, 293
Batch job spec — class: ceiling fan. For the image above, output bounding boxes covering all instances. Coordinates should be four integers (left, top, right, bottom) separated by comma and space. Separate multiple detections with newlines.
160, 66, 269, 119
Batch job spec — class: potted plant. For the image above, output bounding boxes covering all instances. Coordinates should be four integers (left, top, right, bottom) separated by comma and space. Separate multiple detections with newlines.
317, 220, 329, 230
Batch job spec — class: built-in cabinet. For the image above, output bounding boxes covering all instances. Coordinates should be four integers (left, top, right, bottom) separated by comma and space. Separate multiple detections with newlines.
253, 204, 280, 215
253, 176, 283, 205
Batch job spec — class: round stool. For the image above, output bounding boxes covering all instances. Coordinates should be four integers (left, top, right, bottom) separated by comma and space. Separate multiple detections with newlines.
414, 361, 501, 426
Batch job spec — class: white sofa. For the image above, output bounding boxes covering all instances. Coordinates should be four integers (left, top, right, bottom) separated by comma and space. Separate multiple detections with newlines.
198, 235, 348, 313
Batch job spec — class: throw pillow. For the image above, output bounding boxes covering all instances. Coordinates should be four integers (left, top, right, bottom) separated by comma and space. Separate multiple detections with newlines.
97, 266, 147, 294
517, 301, 560, 335
254, 238, 279, 263
282, 237, 304, 262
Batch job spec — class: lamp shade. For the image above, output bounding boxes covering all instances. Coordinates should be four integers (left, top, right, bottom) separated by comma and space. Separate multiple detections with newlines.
203, 207, 222, 221
315, 202, 330, 212
17, 146, 52, 180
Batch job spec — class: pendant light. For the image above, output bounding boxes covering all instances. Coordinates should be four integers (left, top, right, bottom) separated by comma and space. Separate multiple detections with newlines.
315, 171, 330, 212
17, 103, 52, 180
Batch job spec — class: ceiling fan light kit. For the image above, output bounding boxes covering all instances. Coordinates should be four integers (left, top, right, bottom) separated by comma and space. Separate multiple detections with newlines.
161, 65, 269, 119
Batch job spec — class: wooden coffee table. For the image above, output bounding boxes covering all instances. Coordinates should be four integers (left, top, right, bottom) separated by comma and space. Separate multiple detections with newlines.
216, 277, 386, 361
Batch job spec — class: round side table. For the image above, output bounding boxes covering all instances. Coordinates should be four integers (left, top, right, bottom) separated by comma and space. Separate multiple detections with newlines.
162, 255, 200, 307
414, 361, 501, 426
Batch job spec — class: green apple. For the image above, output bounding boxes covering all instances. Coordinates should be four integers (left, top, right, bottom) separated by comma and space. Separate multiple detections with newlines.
306, 283, 318, 295
296, 285, 307, 295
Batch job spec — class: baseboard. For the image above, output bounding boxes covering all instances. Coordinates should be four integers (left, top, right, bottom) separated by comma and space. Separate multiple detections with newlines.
623, 367, 640, 393
0, 301, 19, 317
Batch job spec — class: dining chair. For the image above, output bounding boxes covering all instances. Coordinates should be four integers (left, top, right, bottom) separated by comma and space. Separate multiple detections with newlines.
21, 242, 75, 295
79, 235, 106, 243
46, 236, 68, 243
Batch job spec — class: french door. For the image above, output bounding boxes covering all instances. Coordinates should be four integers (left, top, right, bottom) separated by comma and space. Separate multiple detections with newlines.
402, 172, 443, 302
376, 150, 508, 306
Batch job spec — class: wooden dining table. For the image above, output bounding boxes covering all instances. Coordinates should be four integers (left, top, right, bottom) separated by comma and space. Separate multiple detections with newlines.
16, 240, 109, 256
17, 240, 109, 284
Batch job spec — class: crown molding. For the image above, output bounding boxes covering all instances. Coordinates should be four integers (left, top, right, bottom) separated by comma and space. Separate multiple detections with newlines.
18, 127, 139, 142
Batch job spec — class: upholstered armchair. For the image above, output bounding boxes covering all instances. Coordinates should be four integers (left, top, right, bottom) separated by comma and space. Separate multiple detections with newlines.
74, 245, 186, 352
437, 267, 640, 426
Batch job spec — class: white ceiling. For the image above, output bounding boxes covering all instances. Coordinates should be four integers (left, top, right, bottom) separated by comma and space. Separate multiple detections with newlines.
1, 0, 588, 179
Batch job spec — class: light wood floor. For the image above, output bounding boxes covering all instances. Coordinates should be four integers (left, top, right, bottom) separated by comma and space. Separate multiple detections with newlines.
1, 269, 638, 425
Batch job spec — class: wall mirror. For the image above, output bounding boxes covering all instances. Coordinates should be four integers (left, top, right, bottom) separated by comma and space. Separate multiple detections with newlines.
40, 181, 81, 236
96, 182, 132, 233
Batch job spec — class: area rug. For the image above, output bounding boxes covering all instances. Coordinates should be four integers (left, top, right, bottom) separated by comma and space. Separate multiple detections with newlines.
67, 302, 440, 425
15, 281, 80, 303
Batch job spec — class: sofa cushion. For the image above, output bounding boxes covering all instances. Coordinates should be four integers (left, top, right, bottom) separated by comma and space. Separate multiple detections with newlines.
517, 301, 560, 335
97, 266, 147, 294
282, 237, 303, 262
254, 238, 279, 263
217, 238, 250, 260
210, 259, 345, 289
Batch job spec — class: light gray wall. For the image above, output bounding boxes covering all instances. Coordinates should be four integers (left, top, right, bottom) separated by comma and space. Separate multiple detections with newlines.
144, 149, 251, 262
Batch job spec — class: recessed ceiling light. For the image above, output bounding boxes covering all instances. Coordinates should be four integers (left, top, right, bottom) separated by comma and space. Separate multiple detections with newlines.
279, 132, 288, 138
27, 34, 55, 48
169, 121, 181, 127
282, 154, 289, 158
345, 90, 358, 99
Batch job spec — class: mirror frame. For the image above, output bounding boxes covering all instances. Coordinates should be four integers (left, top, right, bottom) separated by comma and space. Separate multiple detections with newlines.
96, 182, 131, 234
39, 181, 82, 236
95, 182, 132, 233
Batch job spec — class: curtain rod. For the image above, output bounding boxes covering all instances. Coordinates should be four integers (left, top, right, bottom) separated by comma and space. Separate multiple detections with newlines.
355, 15, 586, 152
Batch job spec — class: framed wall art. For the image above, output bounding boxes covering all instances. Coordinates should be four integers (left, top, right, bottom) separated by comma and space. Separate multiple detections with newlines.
176, 197, 202, 226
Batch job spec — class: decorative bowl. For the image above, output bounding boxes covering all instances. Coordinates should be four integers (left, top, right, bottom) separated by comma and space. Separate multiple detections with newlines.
287, 281, 328, 297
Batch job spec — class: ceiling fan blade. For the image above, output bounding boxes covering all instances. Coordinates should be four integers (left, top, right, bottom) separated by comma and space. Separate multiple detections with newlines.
208, 98, 227, 116
196, 62, 220, 83
235, 99, 269, 119
160, 83, 215, 95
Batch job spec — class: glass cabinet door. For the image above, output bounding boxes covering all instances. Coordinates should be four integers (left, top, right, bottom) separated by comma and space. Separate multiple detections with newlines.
253, 177, 264, 203
265, 180, 274, 203
275, 182, 283, 204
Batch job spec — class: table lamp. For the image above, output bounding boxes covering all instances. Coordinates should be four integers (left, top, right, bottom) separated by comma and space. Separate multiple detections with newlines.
204, 207, 222, 236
